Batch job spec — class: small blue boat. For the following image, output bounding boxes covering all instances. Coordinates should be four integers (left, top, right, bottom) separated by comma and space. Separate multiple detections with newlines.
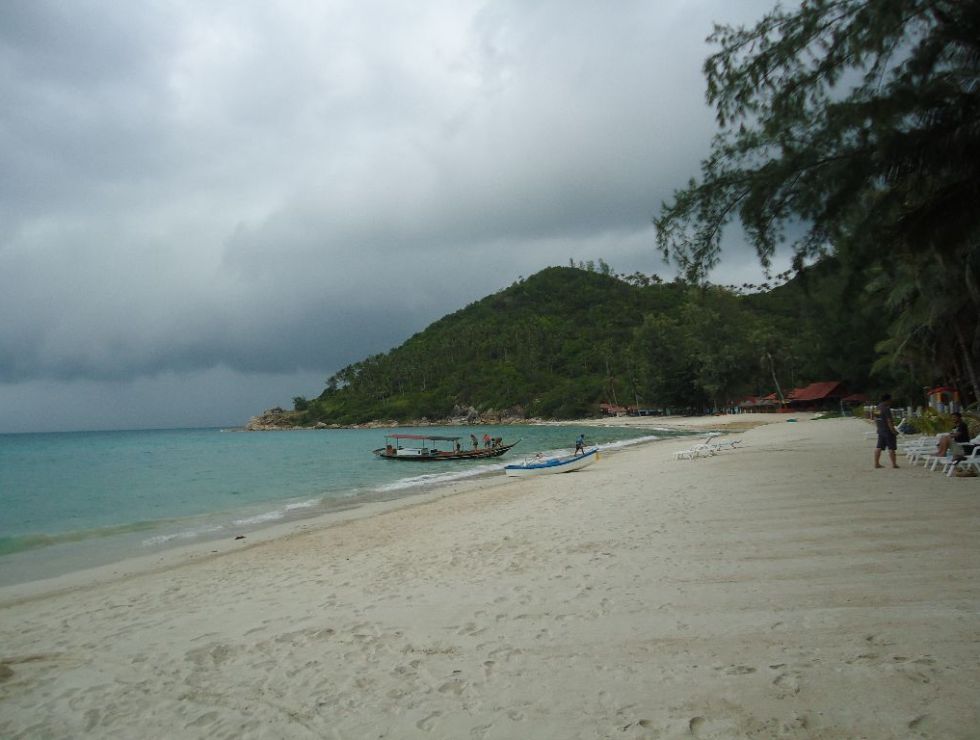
504, 448, 599, 477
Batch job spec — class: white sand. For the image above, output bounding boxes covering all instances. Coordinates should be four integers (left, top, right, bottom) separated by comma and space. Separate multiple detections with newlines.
2, 415, 979, 738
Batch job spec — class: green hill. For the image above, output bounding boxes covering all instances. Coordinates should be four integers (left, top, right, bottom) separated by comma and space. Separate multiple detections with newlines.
289, 261, 892, 426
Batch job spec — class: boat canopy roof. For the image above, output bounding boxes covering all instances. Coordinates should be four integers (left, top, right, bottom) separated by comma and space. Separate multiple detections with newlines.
385, 433, 460, 441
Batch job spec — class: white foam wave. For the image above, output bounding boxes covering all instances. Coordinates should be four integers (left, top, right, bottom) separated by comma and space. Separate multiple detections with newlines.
233, 510, 286, 526
284, 499, 320, 512
596, 435, 661, 450
141, 524, 225, 547
376, 462, 505, 492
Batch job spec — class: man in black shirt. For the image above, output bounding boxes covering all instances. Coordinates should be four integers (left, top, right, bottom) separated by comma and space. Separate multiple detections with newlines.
874, 394, 899, 469
936, 412, 970, 458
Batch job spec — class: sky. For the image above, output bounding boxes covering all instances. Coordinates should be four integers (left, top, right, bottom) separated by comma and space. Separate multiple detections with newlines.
0, 0, 789, 433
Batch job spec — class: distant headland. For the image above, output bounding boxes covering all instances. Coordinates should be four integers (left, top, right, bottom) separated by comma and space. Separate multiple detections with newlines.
245, 405, 531, 431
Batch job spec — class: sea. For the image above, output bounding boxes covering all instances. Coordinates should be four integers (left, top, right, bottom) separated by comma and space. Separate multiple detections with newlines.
0, 424, 689, 587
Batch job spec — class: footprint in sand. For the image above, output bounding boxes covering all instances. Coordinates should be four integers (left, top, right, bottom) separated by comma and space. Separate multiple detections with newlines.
438, 679, 466, 696
864, 633, 895, 647
720, 664, 756, 676
416, 712, 441, 731
83, 708, 101, 732
185, 710, 219, 729
621, 719, 652, 731
845, 652, 878, 665
908, 714, 932, 730
772, 671, 801, 697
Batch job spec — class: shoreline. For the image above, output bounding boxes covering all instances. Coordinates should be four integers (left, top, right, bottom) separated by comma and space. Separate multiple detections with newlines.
0, 419, 694, 601
0, 414, 777, 597
243, 409, 799, 432
3, 414, 977, 737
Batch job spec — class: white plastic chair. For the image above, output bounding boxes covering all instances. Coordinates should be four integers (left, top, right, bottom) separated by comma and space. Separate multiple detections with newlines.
906, 435, 943, 465
946, 438, 980, 478
672, 434, 721, 460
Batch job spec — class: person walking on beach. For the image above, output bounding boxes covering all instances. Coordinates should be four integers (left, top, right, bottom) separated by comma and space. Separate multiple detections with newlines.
574, 433, 586, 456
874, 394, 899, 469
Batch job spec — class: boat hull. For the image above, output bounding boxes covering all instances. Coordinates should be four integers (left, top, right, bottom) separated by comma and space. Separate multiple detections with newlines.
504, 448, 598, 476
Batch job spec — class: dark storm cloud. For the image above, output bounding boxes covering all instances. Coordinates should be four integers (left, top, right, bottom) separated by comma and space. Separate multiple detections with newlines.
0, 0, 786, 430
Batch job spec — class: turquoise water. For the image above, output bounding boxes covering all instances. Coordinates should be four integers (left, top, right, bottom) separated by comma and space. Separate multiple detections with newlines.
0, 424, 686, 585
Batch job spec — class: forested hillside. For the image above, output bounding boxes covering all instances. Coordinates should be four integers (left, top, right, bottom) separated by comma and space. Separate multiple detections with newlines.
291, 260, 905, 425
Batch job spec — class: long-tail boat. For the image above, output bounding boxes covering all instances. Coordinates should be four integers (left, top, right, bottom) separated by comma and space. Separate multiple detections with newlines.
373, 433, 519, 461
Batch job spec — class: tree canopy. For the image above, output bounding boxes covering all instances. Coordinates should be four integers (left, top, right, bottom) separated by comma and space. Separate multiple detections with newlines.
655, 0, 980, 403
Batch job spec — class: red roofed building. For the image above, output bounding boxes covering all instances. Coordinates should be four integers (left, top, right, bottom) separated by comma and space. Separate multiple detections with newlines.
739, 383, 862, 412
786, 381, 846, 410
737, 394, 780, 411
599, 403, 628, 416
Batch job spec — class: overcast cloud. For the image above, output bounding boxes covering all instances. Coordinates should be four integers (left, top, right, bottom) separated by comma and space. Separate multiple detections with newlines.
1, 0, 786, 433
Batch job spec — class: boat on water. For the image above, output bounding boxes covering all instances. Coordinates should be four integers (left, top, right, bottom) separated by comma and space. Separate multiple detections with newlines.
373, 433, 520, 461
504, 447, 599, 477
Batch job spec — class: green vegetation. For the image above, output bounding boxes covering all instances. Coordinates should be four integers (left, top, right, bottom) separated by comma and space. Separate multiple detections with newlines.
297, 261, 898, 425
905, 409, 980, 437
656, 0, 980, 406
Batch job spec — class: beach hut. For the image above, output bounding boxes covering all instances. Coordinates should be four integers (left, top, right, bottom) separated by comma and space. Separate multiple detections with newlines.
599, 403, 628, 417
785, 381, 846, 411
737, 394, 780, 412
926, 386, 960, 413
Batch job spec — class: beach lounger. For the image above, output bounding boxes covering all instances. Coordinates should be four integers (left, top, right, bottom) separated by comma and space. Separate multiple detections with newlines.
672, 448, 699, 460
905, 436, 943, 465
672, 443, 714, 460
918, 434, 980, 475
898, 434, 930, 451
672, 435, 717, 460
946, 443, 980, 478
672, 436, 742, 460
919, 451, 949, 470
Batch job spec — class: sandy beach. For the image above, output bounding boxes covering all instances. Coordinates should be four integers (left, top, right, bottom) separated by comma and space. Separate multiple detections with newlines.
2, 414, 979, 738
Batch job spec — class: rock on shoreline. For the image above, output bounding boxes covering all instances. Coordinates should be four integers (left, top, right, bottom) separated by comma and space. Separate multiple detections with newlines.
244, 408, 307, 431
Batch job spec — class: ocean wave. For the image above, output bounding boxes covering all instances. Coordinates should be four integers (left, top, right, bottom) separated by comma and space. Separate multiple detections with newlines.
284, 499, 320, 512
375, 462, 506, 492
597, 435, 661, 450
227, 497, 324, 527
141, 524, 226, 547
232, 510, 286, 526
